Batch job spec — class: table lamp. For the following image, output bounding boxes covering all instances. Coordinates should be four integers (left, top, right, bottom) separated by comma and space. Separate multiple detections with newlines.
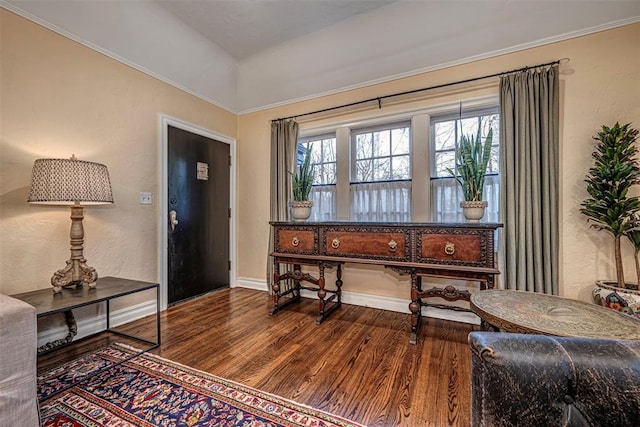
28, 155, 113, 293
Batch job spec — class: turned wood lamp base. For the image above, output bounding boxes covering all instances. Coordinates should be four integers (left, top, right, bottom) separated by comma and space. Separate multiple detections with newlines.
51, 204, 98, 293
27, 156, 113, 293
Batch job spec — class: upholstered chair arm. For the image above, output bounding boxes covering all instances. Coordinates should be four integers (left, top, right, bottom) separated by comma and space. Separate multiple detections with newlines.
469, 331, 640, 427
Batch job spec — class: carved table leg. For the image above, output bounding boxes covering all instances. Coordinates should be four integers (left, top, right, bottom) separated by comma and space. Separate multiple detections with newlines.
270, 260, 303, 316
335, 264, 343, 305
486, 274, 495, 290
293, 263, 302, 296
409, 273, 422, 345
316, 264, 327, 324
270, 258, 281, 315
480, 319, 499, 332
315, 262, 343, 325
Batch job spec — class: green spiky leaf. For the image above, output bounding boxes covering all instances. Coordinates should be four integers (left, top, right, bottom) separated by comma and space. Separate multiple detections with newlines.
290, 144, 315, 201
448, 127, 493, 201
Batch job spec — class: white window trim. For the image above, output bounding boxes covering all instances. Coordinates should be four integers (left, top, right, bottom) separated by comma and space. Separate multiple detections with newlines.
297, 95, 499, 222
350, 120, 412, 183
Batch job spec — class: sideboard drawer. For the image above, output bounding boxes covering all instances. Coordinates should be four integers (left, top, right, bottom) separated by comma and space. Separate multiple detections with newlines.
325, 230, 408, 260
419, 231, 489, 266
276, 229, 316, 253
417, 230, 494, 268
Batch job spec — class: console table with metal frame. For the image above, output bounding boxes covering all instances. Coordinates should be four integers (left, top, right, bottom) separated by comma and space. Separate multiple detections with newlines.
12, 276, 160, 355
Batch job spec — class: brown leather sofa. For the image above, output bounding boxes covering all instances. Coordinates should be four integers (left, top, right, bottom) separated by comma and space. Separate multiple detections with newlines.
469, 331, 640, 427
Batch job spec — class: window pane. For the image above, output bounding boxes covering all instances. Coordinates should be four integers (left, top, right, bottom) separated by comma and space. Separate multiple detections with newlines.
310, 185, 336, 221
356, 133, 372, 159
313, 165, 323, 185
435, 151, 455, 177
392, 155, 410, 179
460, 117, 479, 138
298, 135, 337, 187
355, 159, 372, 182
323, 138, 336, 162
373, 158, 390, 180
322, 163, 336, 184
392, 128, 410, 154
431, 108, 500, 223
488, 146, 500, 174
310, 142, 322, 164
373, 130, 390, 157
435, 121, 456, 150
350, 181, 411, 222
490, 120, 500, 143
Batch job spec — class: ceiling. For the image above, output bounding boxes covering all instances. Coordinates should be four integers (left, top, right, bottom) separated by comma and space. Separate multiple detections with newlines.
156, 0, 396, 60
2, 1, 639, 113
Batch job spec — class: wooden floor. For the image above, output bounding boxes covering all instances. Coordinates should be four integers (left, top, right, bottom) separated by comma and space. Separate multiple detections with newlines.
40, 287, 479, 426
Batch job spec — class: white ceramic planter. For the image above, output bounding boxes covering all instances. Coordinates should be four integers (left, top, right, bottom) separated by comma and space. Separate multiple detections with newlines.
290, 200, 313, 221
593, 280, 640, 319
461, 200, 488, 222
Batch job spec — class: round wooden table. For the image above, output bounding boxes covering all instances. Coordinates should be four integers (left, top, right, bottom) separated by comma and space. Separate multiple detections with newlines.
470, 290, 640, 340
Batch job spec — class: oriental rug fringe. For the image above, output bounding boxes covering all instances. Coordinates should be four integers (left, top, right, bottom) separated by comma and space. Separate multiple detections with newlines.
37, 343, 364, 427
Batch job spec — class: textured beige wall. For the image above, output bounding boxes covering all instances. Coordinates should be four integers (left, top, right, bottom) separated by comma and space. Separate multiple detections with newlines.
2, 8, 638, 305
0, 10, 237, 295
238, 23, 640, 302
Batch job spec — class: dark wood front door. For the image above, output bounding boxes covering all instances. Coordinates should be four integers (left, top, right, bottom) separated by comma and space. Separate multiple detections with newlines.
167, 125, 230, 305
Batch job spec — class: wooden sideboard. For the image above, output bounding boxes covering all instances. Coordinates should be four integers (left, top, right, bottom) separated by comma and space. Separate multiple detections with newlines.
270, 221, 502, 344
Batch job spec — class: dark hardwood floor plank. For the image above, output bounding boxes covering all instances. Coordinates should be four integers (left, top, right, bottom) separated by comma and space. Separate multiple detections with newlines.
40, 287, 476, 426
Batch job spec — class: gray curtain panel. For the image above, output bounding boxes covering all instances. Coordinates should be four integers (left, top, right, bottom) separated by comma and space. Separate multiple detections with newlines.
499, 65, 559, 294
267, 119, 298, 293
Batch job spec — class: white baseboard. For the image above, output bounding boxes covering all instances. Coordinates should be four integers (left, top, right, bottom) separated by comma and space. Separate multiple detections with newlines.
234, 277, 268, 291
37, 300, 158, 348
234, 277, 480, 325
37, 279, 478, 346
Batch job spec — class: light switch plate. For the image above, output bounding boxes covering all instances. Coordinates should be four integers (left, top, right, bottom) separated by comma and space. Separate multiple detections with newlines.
139, 192, 153, 205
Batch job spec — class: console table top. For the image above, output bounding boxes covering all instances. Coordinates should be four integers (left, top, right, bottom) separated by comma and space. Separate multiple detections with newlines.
471, 290, 640, 340
270, 221, 503, 229
11, 276, 158, 316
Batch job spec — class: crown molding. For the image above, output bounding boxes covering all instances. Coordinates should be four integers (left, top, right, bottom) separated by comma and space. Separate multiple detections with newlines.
237, 16, 640, 116
1, 1, 239, 114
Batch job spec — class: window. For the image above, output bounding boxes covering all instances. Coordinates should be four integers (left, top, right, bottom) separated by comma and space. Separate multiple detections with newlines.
350, 122, 411, 222
431, 109, 500, 222
297, 102, 500, 224
298, 134, 336, 221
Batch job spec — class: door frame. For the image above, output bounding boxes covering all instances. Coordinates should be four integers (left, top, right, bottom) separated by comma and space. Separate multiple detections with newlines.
158, 114, 237, 311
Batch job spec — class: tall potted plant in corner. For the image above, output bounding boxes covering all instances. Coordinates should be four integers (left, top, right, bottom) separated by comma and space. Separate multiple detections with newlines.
581, 122, 640, 318
290, 144, 315, 221
449, 127, 493, 222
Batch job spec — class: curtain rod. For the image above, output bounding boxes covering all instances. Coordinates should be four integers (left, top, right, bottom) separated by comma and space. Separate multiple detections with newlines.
272, 58, 568, 123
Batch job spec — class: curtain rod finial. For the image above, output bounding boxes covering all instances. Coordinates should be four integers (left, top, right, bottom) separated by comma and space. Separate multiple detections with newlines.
559, 57, 570, 64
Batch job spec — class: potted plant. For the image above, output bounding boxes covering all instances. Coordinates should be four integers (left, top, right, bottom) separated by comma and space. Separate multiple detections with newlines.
581, 122, 640, 318
290, 144, 315, 221
448, 127, 493, 222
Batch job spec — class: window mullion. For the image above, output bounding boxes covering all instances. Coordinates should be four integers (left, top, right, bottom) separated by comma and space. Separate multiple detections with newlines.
411, 113, 430, 221
336, 127, 351, 220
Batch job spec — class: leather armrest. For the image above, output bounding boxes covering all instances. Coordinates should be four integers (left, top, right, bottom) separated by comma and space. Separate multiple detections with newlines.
469, 331, 640, 427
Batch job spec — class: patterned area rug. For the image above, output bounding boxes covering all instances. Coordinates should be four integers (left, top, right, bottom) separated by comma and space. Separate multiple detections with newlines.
38, 344, 364, 427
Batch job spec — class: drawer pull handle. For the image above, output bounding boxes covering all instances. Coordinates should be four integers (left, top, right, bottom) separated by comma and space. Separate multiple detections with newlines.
388, 239, 398, 252
331, 238, 340, 249
444, 242, 455, 255
292, 237, 299, 247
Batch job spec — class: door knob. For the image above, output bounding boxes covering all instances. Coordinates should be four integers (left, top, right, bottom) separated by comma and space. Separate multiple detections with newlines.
169, 210, 179, 231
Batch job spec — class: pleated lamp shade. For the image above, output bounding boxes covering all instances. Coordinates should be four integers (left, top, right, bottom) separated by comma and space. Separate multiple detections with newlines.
28, 157, 113, 205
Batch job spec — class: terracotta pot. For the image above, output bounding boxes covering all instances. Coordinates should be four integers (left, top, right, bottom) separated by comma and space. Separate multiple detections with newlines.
593, 280, 640, 319
460, 200, 488, 222
290, 200, 313, 221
